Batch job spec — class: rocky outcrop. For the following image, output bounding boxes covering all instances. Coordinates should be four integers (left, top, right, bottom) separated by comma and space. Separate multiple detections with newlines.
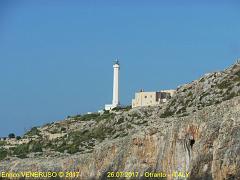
161, 62, 240, 118
0, 62, 240, 180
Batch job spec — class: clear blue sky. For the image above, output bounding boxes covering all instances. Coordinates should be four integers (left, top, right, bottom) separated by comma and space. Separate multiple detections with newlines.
0, 0, 239, 136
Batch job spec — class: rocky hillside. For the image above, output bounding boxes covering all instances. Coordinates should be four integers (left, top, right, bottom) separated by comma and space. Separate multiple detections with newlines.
0, 62, 240, 180
161, 62, 240, 117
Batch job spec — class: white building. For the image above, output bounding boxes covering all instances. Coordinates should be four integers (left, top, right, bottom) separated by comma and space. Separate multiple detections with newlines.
132, 89, 175, 108
105, 60, 120, 110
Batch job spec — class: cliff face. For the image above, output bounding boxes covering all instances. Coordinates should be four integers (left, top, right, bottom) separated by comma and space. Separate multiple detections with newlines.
0, 62, 240, 180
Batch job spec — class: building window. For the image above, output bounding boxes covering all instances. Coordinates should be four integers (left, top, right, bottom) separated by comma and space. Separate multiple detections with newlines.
145, 96, 147, 98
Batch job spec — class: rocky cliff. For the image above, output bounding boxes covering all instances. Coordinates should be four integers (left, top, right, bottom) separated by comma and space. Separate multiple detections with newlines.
0, 62, 240, 180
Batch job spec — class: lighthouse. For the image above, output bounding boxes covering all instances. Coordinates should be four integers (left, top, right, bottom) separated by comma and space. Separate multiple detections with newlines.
112, 60, 120, 106
105, 60, 120, 110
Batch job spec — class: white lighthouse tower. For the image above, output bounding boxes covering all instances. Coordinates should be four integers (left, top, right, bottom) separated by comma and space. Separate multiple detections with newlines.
105, 60, 120, 110
112, 60, 120, 106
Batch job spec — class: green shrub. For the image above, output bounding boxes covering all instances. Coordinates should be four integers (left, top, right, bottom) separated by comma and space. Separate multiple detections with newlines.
112, 106, 131, 111
13, 141, 43, 158
57, 141, 67, 153
160, 108, 174, 118
223, 92, 236, 101
176, 107, 186, 114
217, 80, 231, 89
80, 113, 100, 121
26, 127, 40, 136
187, 91, 193, 97
91, 126, 110, 141
97, 113, 114, 122
111, 107, 122, 111
123, 106, 132, 111
169, 98, 176, 106
67, 144, 80, 154
0, 148, 7, 160
117, 117, 124, 124
8, 133, 15, 139
0, 141, 6, 146
199, 78, 205, 82
44, 142, 56, 150
13, 144, 29, 158
30, 142, 43, 152
17, 154, 27, 159
56, 139, 81, 154
214, 100, 220, 105
69, 114, 81, 120
60, 127, 67, 132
